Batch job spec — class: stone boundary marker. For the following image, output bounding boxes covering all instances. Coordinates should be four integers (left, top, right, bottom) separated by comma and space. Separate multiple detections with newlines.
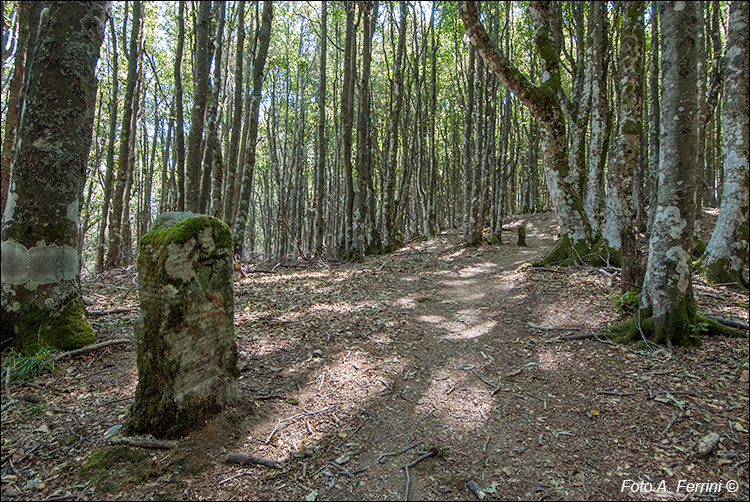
124, 212, 239, 438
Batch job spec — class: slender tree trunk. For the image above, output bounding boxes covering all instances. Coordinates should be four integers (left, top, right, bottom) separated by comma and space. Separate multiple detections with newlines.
233, 1, 273, 256
106, 0, 142, 269
1, 2, 33, 215
341, 1, 356, 254
95, 16, 119, 273
185, 1, 211, 212
602, 1, 645, 292
203, 1, 225, 216
383, 1, 407, 252
174, 1, 186, 211
461, 46, 475, 243
222, 1, 245, 224
314, 0, 327, 256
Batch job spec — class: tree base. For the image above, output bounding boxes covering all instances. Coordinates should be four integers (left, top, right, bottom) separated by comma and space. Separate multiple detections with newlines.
608, 312, 743, 347
699, 255, 750, 290
16, 297, 95, 353
532, 235, 621, 267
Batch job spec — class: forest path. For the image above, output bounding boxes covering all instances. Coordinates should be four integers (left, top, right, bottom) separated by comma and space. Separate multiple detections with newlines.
3, 211, 747, 502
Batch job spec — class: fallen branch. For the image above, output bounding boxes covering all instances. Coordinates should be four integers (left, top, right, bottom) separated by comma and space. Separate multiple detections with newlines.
109, 436, 177, 449
656, 413, 679, 442
403, 450, 437, 500
597, 390, 636, 397
54, 339, 132, 361
703, 314, 749, 330
466, 480, 486, 500
226, 452, 280, 468
87, 307, 139, 316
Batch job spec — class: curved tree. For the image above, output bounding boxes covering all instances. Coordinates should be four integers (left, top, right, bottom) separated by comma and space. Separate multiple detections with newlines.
1, 1, 110, 352
460, 1, 593, 263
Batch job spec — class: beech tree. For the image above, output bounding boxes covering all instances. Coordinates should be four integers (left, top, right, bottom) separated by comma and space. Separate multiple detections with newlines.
1, 1, 110, 352
700, 0, 749, 288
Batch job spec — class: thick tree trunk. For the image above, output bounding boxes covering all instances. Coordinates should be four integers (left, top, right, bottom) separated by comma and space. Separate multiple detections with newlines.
701, 0, 749, 287
1, 1, 109, 352
641, 1, 700, 346
460, 1, 592, 260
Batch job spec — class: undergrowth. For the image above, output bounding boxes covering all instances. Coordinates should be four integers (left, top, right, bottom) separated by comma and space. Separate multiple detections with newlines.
1, 346, 58, 382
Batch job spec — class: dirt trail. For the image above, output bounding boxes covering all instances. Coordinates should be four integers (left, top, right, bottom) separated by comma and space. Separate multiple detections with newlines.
1, 211, 747, 501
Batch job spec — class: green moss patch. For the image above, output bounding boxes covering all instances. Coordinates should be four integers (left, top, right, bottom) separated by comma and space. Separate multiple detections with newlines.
17, 297, 94, 353
80, 445, 160, 494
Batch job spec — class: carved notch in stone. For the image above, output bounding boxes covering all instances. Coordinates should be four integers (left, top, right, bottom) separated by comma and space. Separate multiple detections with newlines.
124, 212, 238, 438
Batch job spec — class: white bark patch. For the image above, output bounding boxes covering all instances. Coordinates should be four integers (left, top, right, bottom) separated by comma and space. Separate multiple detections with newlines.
666, 246, 691, 292
67, 200, 79, 224
1, 240, 78, 285
673, 1, 685, 11
2, 191, 17, 223
653, 205, 686, 239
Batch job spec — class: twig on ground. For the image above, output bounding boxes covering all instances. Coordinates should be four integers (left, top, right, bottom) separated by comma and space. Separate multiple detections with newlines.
266, 406, 336, 443
597, 390, 636, 397
469, 368, 498, 391
656, 413, 679, 441
87, 307, 139, 316
109, 436, 177, 449
226, 453, 280, 468
403, 449, 437, 501
378, 441, 422, 463
703, 314, 749, 331
467, 480, 486, 499
54, 339, 132, 361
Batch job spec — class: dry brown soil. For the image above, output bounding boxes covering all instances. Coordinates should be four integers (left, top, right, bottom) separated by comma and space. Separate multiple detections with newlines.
1, 210, 748, 501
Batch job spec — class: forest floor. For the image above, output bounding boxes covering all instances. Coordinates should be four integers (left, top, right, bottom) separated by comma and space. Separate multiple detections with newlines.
1, 210, 749, 501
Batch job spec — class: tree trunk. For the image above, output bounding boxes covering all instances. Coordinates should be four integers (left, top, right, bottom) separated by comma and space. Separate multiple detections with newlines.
647, 2, 660, 235
185, 1, 211, 212
233, 1, 273, 256
222, 1, 245, 224
203, 1, 226, 216
603, 1, 645, 293
105, 0, 142, 269
1, 2, 33, 215
382, 1, 407, 252
314, 0, 327, 256
174, 1, 186, 211
701, 0, 749, 287
1, 1, 109, 352
95, 16, 119, 273
460, 1, 593, 262
641, 1, 700, 346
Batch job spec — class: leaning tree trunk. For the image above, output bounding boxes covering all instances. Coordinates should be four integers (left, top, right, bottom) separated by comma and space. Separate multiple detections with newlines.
1, 1, 109, 352
700, 0, 749, 288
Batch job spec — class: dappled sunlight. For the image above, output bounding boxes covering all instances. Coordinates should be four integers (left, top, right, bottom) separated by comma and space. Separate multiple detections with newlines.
444, 319, 498, 340
415, 366, 493, 430
536, 347, 576, 371
236, 350, 402, 459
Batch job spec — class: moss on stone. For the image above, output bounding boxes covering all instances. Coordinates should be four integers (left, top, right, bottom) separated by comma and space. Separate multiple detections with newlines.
17, 297, 94, 353
80, 445, 158, 493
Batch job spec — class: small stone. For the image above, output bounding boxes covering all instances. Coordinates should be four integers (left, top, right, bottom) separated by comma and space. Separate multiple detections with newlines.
312, 349, 323, 357
103, 424, 122, 439
696, 432, 720, 457
740, 369, 749, 383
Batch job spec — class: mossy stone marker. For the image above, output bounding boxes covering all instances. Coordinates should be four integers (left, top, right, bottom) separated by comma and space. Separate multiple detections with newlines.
124, 212, 239, 438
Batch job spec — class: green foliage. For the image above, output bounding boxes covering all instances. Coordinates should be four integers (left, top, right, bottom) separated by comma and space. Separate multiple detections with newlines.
1, 346, 57, 382
609, 290, 640, 313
